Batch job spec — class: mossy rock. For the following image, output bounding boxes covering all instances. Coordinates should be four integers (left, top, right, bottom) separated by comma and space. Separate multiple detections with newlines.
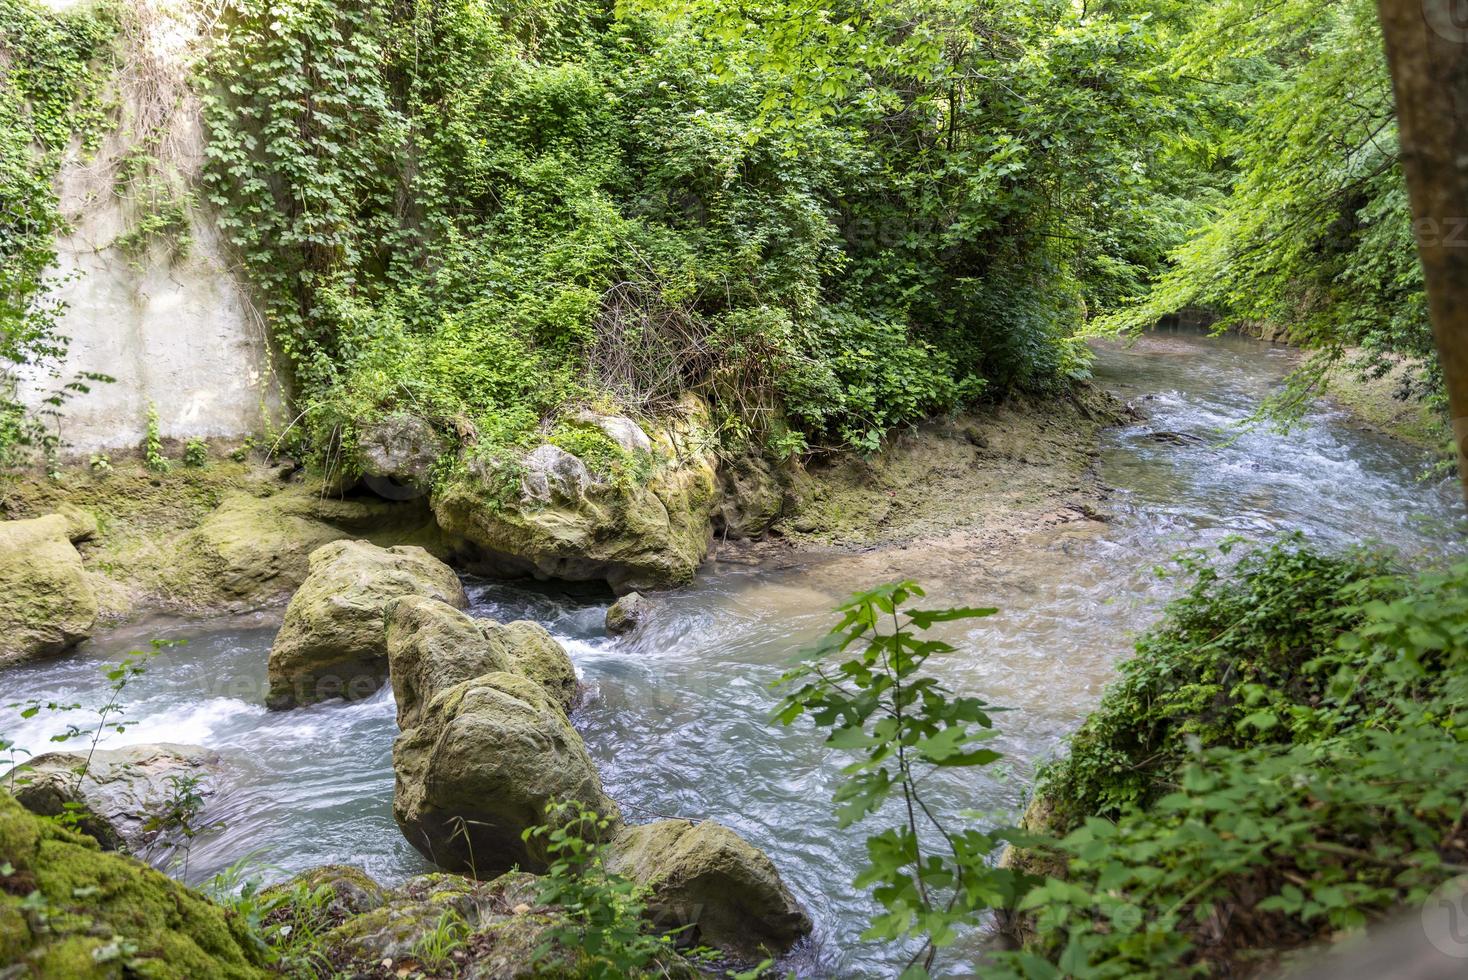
393, 672, 618, 877
608, 819, 811, 960
386, 596, 512, 729
177, 487, 451, 611
0, 791, 267, 978
0, 514, 99, 667
492, 620, 579, 714
434, 399, 720, 593
267, 540, 468, 709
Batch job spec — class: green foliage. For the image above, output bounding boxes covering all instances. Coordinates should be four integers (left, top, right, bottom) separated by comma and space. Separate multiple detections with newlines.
1038, 536, 1400, 826
0, 0, 115, 467
1097, 0, 1441, 421
199, 0, 1182, 476
523, 799, 682, 979
144, 403, 170, 473
183, 438, 208, 468
992, 543, 1468, 977
773, 581, 1032, 976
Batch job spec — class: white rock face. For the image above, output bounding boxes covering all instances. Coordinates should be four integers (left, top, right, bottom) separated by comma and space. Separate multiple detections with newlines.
16, 0, 283, 454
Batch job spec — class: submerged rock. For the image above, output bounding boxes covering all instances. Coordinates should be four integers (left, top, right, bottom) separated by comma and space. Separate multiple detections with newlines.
609, 819, 812, 960
267, 540, 468, 709
605, 590, 650, 636
0, 514, 99, 667
392, 671, 619, 876
5, 743, 221, 856
0, 790, 267, 978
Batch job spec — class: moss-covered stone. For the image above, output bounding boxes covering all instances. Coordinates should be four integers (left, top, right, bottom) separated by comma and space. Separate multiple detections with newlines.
608, 819, 811, 960
0, 514, 99, 667
393, 672, 618, 877
492, 620, 579, 713
259, 864, 387, 921
434, 398, 720, 594
604, 591, 649, 637
267, 540, 468, 709
386, 596, 512, 729
0, 791, 267, 978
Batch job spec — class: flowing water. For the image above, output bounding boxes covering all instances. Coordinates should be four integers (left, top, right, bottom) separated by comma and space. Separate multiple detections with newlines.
2, 329, 1460, 977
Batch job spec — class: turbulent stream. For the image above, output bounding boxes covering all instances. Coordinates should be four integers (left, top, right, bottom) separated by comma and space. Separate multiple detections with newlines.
3, 328, 1461, 977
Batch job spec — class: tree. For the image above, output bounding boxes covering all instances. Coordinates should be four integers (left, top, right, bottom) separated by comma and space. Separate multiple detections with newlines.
1377, 0, 1468, 501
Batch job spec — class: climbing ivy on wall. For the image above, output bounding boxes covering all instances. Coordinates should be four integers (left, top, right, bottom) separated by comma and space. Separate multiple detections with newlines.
0, 0, 115, 466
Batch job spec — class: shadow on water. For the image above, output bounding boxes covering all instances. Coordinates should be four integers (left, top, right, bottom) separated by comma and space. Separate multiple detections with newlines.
1, 330, 1460, 977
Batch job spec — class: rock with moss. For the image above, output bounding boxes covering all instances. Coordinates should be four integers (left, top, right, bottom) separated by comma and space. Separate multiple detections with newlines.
0, 790, 267, 978
178, 487, 450, 610
491, 620, 579, 713
5, 743, 221, 857
604, 591, 650, 636
267, 540, 468, 709
393, 671, 619, 876
386, 596, 512, 729
260, 864, 387, 922
357, 412, 447, 486
433, 401, 719, 593
0, 514, 100, 667
608, 819, 811, 960
715, 455, 788, 540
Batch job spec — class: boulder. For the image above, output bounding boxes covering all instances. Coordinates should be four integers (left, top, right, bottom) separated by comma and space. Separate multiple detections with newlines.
519, 444, 594, 505
385, 596, 511, 729
267, 540, 468, 709
609, 819, 812, 960
490, 620, 579, 713
0, 514, 99, 667
179, 488, 449, 610
0, 791, 267, 978
5, 743, 221, 857
434, 441, 717, 593
357, 412, 447, 486
605, 591, 650, 636
392, 671, 619, 877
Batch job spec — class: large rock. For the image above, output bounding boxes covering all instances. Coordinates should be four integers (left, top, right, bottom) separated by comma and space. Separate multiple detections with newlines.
179, 487, 448, 610
433, 401, 720, 593
0, 791, 267, 978
578, 411, 654, 454
0, 514, 99, 667
490, 619, 579, 714
385, 596, 511, 729
715, 455, 787, 540
392, 671, 619, 877
609, 819, 812, 959
267, 540, 468, 709
387, 598, 580, 725
5, 743, 221, 857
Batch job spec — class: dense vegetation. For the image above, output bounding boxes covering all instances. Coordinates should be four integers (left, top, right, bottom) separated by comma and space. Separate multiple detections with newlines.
784, 544, 1468, 977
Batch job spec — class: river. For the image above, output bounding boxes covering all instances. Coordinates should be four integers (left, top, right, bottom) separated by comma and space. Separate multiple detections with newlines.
2, 329, 1459, 977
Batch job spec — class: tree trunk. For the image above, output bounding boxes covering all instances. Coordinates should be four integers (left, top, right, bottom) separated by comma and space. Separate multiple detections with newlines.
1377, 0, 1468, 502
